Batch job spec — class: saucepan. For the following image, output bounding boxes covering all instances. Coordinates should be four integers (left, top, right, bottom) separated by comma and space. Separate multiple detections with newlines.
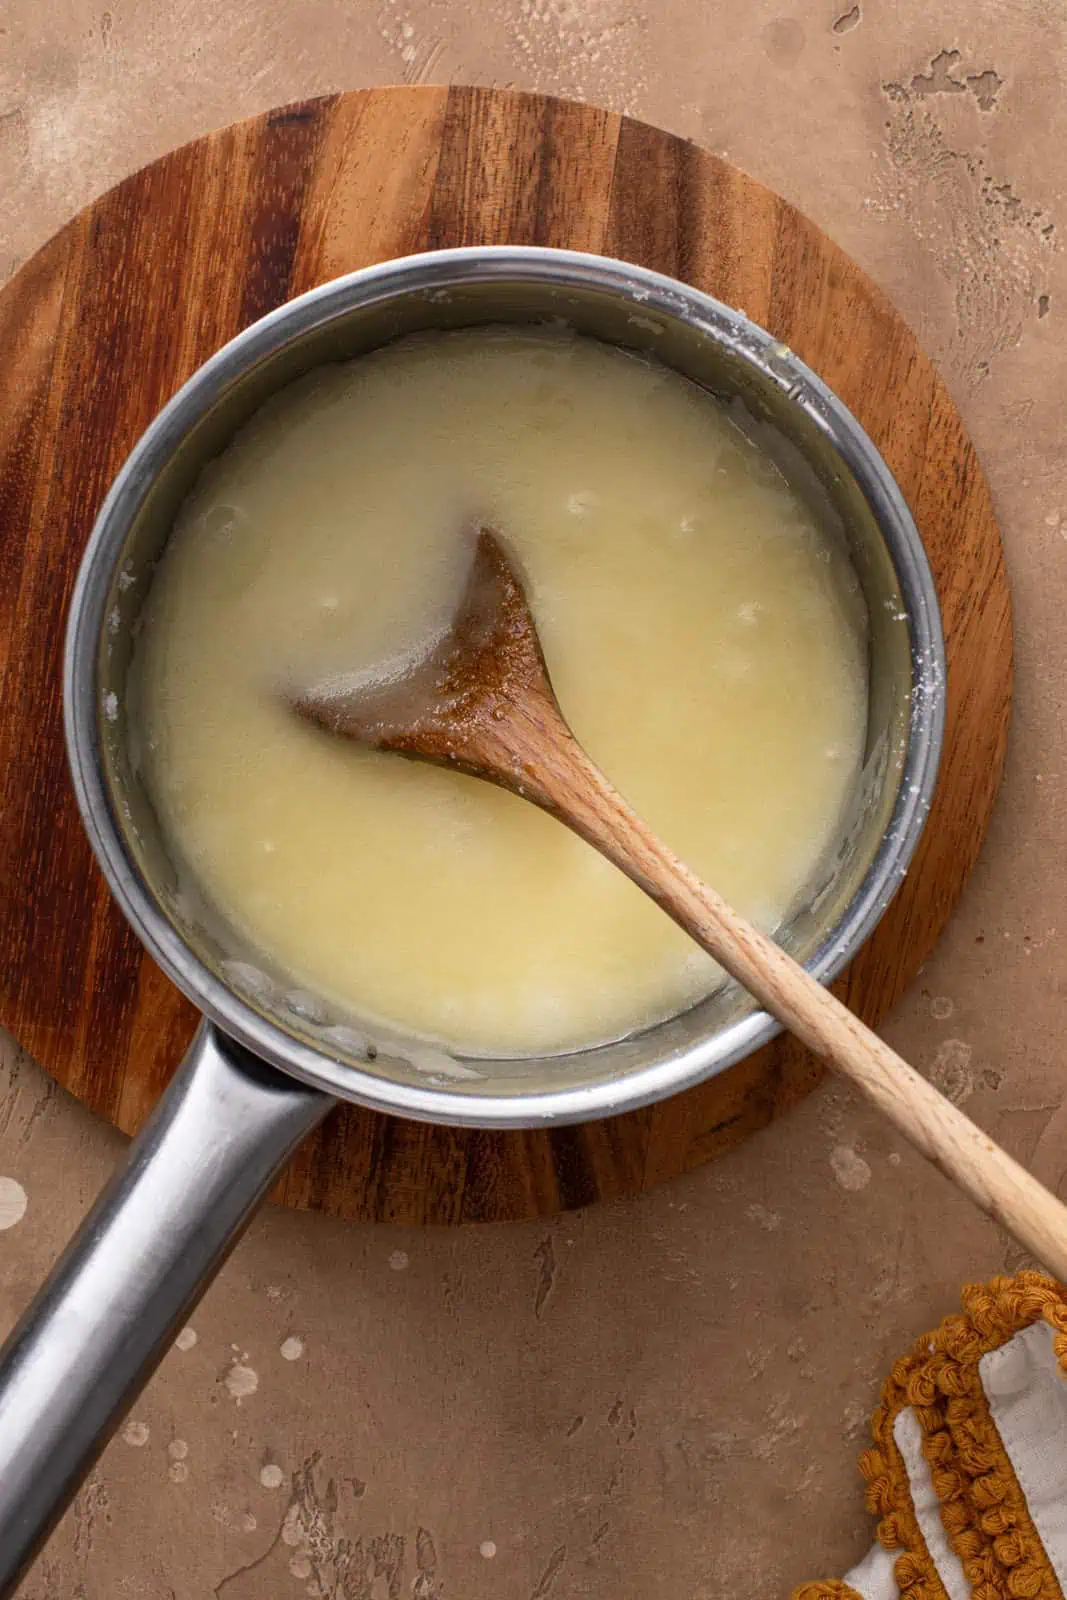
0, 247, 943, 1593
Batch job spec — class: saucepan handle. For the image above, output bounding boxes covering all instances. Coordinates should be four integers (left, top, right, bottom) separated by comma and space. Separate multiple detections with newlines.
0, 1020, 333, 1597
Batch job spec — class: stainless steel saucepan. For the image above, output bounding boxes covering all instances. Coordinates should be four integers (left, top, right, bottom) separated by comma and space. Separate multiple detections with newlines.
0, 247, 944, 1593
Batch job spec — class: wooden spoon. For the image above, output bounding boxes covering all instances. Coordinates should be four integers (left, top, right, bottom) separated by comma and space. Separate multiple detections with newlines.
297, 529, 1067, 1278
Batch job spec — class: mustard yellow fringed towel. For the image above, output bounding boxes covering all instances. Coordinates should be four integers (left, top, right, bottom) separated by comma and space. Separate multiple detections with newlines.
794, 1272, 1067, 1600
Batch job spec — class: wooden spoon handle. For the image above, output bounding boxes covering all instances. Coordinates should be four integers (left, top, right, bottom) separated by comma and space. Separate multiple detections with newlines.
529, 718, 1067, 1279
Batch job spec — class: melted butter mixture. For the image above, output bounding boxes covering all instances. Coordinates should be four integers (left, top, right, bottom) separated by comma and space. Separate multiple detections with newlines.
135, 329, 867, 1056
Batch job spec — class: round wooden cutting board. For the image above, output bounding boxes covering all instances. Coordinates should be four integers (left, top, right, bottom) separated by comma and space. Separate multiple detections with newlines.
0, 86, 1011, 1224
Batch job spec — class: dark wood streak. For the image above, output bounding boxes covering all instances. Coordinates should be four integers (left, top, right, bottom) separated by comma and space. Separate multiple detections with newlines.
548, 1127, 601, 1211
0, 87, 1011, 1224
239, 98, 335, 328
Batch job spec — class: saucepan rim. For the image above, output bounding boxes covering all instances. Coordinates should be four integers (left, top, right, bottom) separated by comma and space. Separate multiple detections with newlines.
63, 245, 945, 1128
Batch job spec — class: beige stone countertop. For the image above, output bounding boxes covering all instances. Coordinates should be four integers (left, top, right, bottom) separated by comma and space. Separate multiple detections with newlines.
2, 1, 1066, 1594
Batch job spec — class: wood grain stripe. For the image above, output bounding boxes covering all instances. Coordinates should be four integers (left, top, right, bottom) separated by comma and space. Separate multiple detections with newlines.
238, 98, 336, 328
292, 87, 449, 285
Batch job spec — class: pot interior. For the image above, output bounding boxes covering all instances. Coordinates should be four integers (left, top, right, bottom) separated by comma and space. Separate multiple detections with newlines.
83, 256, 937, 1116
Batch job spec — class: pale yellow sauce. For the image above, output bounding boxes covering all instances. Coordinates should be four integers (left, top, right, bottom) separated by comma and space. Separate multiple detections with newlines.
135, 329, 867, 1056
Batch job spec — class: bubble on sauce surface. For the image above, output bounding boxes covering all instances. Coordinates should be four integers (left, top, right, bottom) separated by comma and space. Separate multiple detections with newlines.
199, 503, 245, 541
284, 989, 330, 1023
566, 489, 600, 516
